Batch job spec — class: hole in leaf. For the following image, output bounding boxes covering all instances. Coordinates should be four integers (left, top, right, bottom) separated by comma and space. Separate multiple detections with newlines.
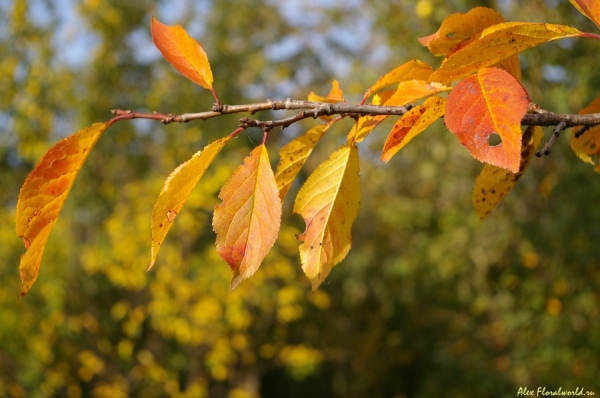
488, 132, 502, 147
446, 32, 457, 39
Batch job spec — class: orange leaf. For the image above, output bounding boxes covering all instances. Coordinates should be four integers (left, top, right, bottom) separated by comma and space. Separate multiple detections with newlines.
275, 124, 330, 201
363, 59, 433, 100
294, 145, 361, 290
473, 126, 543, 219
430, 22, 582, 84
445, 67, 530, 173
308, 80, 345, 123
384, 80, 451, 107
308, 80, 345, 103
16, 123, 108, 296
418, 7, 505, 57
571, 96, 600, 172
381, 96, 447, 163
213, 145, 282, 289
150, 137, 230, 269
151, 17, 214, 90
569, 0, 600, 30
350, 90, 396, 144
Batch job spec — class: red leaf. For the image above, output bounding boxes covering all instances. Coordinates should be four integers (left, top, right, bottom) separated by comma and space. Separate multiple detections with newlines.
444, 67, 530, 173
16, 123, 107, 296
213, 145, 282, 289
569, 0, 600, 30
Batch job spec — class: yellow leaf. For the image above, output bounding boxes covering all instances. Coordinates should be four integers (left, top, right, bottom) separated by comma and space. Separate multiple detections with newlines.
381, 96, 447, 163
473, 126, 543, 219
150, 137, 230, 269
384, 80, 452, 107
569, 0, 600, 30
350, 90, 396, 144
571, 96, 600, 172
430, 22, 582, 84
151, 17, 214, 90
308, 80, 344, 103
274, 124, 330, 201
16, 123, 108, 296
213, 145, 282, 289
363, 59, 433, 100
294, 145, 361, 290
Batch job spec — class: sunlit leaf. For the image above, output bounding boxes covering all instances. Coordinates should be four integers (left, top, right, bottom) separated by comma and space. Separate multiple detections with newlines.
384, 80, 451, 107
571, 96, 600, 172
430, 22, 582, 84
213, 145, 282, 289
294, 145, 361, 290
473, 126, 543, 219
381, 96, 446, 163
150, 137, 230, 269
363, 59, 433, 100
418, 7, 505, 57
275, 124, 330, 201
308, 79, 344, 103
445, 67, 530, 173
151, 17, 214, 90
16, 123, 108, 296
569, 0, 600, 30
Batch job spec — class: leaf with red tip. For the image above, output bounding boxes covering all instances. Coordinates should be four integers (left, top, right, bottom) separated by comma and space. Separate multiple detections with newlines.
418, 7, 505, 56
151, 17, 214, 90
275, 124, 330, 201
363, 59, 433, 100
213, 145, 282, 289
294, 145, 361, 290
569, 0, 600, 30
430, 23, 583, 84
445, 67, 529, 173
150, 137, 230, 269
473, 126, 543, 219
381, 96, 446, 163
571, 96, 600, 172
16, 123, 108, 296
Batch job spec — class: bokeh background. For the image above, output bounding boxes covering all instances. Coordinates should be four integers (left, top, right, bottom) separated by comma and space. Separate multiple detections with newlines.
1, 0, 599, 397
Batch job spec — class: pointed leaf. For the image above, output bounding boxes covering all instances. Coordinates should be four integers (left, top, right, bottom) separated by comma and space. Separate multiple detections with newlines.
473, 126, 543, 219
381, 96, 447, 163
430, 22, 582, 84
275, 124, 330, 201
418, 7, 505, 57
308, 80, 344, 103
150, 137, 230, 269
569, 0, 600, 30
363, 59, 433, 100
445, 67, 530, 173
384, 80, 451, 107
16, 123, 108, 296
151, 17, 214, 90
213, 145, 282, 289
294, 145, 361, 290
571, 96, 600, 172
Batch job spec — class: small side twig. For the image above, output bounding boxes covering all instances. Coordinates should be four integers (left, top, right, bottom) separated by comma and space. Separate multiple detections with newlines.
574, 125, 591, 138
536, 121, 568, 157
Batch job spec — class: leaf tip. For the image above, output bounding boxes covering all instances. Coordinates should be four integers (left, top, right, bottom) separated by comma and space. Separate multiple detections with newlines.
230, 274, 244, 290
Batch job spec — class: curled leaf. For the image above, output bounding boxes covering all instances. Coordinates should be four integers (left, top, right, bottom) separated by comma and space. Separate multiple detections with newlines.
16, 123, 108, 296
213, 145, 282, 289
418, 7, 505, 57
294, 145, 361, 290
381, 96, 447, 163
473, 126, 543, 219
571, 96, 600, 172
275, 124, 330, 201
445, 67, 530, 173
150, 137, 230, 269
384, 80, 451, 107
363, 59, 433, 100
430, 22, 582, 84
151, 17, 214, 90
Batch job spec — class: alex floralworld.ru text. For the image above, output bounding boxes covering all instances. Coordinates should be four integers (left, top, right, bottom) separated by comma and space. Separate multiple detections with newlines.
517, 387, 595, 396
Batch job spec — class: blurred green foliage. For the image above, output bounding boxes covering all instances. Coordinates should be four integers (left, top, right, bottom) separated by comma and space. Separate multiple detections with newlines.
1, 0, 599, 397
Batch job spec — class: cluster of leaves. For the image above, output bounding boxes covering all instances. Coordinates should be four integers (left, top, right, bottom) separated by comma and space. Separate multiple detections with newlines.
16, 1, 600, 296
